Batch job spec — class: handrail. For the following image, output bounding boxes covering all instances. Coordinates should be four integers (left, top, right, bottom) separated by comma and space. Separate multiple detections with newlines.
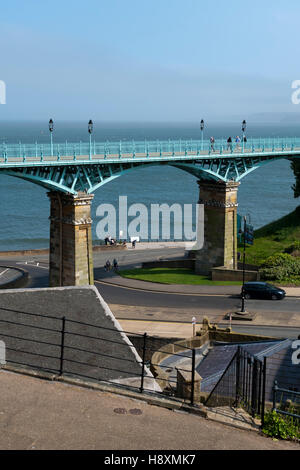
1, 137, 300, 164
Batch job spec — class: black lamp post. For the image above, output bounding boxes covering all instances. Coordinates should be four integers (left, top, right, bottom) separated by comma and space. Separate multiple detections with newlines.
200, 119, 204, 150
88, 119, 93, 160
242, 120, 246, 151
241, 216, 247, 313
49, 119, 54, 156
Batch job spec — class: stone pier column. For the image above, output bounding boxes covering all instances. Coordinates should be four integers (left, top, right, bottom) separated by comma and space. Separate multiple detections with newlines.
48, 191, 94, 287
195, 181, 239, 275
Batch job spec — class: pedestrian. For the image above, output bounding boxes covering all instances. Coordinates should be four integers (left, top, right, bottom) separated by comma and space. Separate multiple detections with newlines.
210, 136, 215, 152
113, 259, 118, 271
243, 135, 247, 143
132, 239, 136, 249
227, 136, 232, 152
235, 136, 241, 150
105, 260, 111, 271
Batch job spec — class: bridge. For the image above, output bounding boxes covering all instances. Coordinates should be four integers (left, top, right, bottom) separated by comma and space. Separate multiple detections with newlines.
1, 137, 299, 286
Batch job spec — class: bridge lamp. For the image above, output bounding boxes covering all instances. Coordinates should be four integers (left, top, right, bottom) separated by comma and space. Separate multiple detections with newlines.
88, 119, 93, 160
49, 119, 54, 156
200, 119, 204, 150
242, 120, 246, 151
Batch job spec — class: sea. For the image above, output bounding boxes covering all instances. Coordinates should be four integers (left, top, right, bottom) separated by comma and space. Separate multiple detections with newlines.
0, 121, 299, 251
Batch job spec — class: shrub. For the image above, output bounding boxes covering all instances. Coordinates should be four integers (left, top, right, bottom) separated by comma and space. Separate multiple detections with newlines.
284, 241, 300, 256
262, 410, 300, 441
260, 253, 300, 281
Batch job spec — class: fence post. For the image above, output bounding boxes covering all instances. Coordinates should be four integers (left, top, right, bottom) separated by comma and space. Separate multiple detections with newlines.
261, 357, 267, 427
190, 348, 196, 406
251, 358, 258, 417
235, 346, 241, 406
272, 380, 278, 411
59, 316, 66, 376
140, 332, 147, 393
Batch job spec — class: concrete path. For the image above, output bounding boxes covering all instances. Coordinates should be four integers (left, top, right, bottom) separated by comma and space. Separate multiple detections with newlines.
0, 369, 298, 450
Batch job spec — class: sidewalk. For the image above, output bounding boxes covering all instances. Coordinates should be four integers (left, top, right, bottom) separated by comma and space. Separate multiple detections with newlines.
0, 368, 298, 450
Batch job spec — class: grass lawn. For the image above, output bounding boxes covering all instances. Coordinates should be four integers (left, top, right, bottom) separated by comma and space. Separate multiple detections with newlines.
119, 267, 242, 285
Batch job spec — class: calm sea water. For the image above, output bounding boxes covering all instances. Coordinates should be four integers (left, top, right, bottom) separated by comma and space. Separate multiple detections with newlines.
0, 121, 299, 251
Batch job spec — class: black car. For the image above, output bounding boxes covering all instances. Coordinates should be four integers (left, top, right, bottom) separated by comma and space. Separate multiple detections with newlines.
242, 282, 286, 300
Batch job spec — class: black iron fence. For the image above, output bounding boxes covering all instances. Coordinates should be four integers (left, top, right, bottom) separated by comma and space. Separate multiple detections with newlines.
0, 307, 199, 406
205, 346, 267, 425
272, 380, 300, 422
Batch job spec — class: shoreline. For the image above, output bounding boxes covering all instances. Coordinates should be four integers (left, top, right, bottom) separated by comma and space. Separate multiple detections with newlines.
0, 241, 194, 257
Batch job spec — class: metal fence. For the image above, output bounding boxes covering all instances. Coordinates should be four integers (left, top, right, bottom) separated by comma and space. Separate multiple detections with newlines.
1, 137, 300, 161
205, 346, 267, 425
272, 381, 300, 422
0, 308, 200, 406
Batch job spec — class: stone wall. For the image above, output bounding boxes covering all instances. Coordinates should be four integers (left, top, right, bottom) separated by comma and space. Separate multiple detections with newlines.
211, 266, 260, 282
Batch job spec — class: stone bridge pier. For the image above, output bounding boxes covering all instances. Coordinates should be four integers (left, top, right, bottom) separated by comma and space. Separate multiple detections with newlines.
48, 191, 94, 287
194, 180, 239, 275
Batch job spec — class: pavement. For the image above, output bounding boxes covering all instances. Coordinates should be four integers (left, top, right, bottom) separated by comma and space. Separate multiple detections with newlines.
0, 368, 299, 450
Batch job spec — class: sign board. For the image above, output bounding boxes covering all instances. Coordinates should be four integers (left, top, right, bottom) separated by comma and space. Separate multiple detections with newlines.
244, 223, 254, 245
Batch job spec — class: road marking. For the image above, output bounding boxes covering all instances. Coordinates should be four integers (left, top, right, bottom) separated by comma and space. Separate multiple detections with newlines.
0, 268, 9, 277
16, 262, 48, 269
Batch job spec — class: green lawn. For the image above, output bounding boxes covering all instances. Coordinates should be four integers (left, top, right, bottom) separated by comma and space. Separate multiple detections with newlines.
119, 267, 242, 285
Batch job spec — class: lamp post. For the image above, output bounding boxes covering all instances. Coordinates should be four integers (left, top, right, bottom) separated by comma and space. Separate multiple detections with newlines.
49, 119, 54, 156
242, 120, 246, 152
88, 119, 93, 160
200, 119, 204, 150
241, 216, 247, 313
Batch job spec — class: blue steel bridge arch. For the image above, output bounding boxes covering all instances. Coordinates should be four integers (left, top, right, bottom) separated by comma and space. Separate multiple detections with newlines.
0, 153, 295, 195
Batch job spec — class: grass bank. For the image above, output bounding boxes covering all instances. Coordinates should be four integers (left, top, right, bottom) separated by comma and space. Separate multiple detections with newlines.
241, 206, 300, 265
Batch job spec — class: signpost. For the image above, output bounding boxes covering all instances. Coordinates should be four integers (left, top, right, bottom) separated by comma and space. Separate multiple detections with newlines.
241, 216, 254, 313
192, 316, 197, 337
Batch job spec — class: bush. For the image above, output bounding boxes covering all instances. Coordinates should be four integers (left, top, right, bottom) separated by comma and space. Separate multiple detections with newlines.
284, 241, 300, 256
262, 410, 300, 441
260, 253, 300, 281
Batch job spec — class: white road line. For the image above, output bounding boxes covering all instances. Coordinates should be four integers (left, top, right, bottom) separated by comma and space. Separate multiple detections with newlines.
16, 262, 48, 269
0, 268, 9, 277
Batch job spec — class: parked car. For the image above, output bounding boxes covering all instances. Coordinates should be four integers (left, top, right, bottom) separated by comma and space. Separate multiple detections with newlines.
242, 282, 286, 300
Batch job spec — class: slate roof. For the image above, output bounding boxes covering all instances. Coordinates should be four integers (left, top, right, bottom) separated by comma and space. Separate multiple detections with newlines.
0, 286, 155, 389
198, 340, 300, 401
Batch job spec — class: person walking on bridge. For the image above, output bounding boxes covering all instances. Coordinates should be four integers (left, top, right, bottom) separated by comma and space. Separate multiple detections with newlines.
210, 136, 215, 152
227, 136, 232, 152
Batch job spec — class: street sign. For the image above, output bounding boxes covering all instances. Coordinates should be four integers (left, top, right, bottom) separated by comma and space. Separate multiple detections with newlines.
244, 223, 254, 245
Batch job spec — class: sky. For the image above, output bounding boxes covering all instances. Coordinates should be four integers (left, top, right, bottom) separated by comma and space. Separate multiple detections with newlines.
1, 0, 300, 122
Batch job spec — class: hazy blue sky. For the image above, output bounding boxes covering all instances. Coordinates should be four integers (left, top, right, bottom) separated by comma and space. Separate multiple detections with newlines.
1, 0, 300, 122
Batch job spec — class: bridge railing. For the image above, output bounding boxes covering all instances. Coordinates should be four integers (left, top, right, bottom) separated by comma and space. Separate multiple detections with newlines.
0, 137, 300, 163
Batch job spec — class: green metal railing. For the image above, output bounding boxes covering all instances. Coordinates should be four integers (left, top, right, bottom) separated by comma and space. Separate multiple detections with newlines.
1, 137, 300, 164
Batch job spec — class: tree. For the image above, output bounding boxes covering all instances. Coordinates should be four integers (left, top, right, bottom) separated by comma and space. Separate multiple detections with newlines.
291, 159, 300, 198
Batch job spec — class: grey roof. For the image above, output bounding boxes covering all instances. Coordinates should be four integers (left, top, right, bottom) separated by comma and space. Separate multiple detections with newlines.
199, 340, 300, 399
0, 286, 152, 388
